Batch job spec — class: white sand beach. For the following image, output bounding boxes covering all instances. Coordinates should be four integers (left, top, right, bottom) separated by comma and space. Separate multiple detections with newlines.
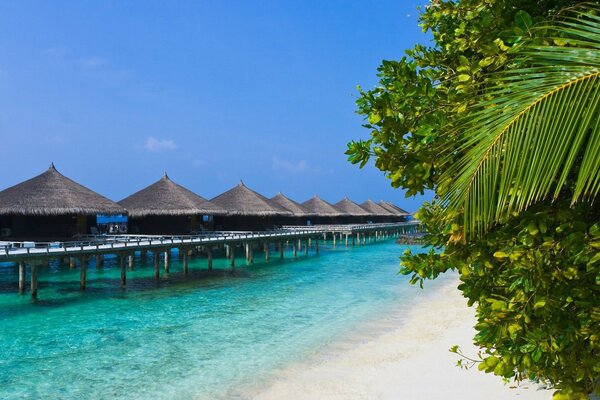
252, 278, 552, 400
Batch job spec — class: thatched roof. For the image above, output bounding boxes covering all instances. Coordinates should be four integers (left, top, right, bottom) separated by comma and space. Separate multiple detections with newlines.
210, 181, 292, 216
360, 199, 395, 216
333, 197, 370, 216
0, 164, 125, 216
271, 193, 311, 217
379, 201, 410, 216
118, 173, 227, 217
301, 195, 342, 217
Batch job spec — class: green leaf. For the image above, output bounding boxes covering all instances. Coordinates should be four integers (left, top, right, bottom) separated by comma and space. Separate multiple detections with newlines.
533, 300, 546, 310
493, 251, 509, 259
458, 74, 471, 82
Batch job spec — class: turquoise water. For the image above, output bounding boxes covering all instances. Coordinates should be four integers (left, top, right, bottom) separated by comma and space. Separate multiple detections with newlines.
0, 240, 438, 399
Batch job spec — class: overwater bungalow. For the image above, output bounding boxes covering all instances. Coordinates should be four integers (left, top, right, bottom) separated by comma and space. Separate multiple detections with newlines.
211, 181, 291, 230
333, 197, 370, 224
360, 199, 395, 223
118, 173, 228, 234
270, 192, 312, 226
378, 201, 410, 222
0, 164, 124, 240
301, 195, 342, 225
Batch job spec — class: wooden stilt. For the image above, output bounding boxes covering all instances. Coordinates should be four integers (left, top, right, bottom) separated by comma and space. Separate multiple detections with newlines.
264, 242, 270, 262
31, 264, 38, 299
304, 240, 309, 255
183, 250, 189, 275
292, 242, 297, 257
69, 257, 76, 269
79, 257, 87, 291
333, 234, 336, 246
18, 262, 26, 294
249, 243, 253, 264
120, 255, 126, 286
315, 238, 319, 254
164, 250, 170, 273
225, 244, 231, 259
96, 254, 104, 267
345, 234, 349, 247
298, 239, 302, 252
308, 238, 312, 246
128, 254, 134, 269
230, 245, 235, 269
245, 243, 250, 263
279, 241, 284, 258
207, 246, 213, 271
154, 252, 160, 281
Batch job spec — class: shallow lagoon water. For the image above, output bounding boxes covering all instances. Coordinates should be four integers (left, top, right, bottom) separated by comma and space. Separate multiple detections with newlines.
0, 240, 442, 399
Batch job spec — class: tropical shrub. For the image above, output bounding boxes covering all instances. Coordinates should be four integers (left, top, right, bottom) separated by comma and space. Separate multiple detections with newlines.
347, 1, 600, 397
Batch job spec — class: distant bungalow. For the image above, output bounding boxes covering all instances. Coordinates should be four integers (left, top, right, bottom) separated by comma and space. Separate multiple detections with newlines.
301, 195, 342, 224
333, 197, 370, 224
378, 200, 409, 222
361, 199, 395, 223
270, 192, 311, 226
0, 164, 124, 240
118, 173, 227, 234
211, 181, 291, 230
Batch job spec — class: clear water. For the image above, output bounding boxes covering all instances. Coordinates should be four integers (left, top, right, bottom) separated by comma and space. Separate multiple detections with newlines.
0, 240, 442, 399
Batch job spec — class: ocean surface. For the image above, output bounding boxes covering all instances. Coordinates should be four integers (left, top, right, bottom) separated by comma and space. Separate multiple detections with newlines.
0, 240, 446, 399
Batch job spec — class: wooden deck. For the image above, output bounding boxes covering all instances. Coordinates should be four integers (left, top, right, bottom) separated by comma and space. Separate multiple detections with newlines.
0, 222, 421, 299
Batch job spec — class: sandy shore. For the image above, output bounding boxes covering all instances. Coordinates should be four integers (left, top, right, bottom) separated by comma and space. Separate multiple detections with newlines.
251, 277, 552, 400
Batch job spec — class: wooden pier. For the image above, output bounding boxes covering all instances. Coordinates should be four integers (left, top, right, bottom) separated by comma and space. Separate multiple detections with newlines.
0, 222, 420, 299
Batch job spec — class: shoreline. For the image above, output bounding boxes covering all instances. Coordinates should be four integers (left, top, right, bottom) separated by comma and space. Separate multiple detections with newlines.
244, 276, 551, 400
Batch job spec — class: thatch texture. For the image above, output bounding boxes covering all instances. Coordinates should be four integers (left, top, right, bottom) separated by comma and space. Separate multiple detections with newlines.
118, 173, 227, 217
270, 193, 311, 217
301, 195, 342, 217
333, 197, 370, 216
360, 199, 395, 216
0, 164, 125, 216
379, 201, 410, 216
210, 181, 292, 216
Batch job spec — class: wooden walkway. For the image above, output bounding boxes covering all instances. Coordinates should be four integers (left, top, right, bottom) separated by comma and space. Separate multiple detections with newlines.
0, 222, 420, 299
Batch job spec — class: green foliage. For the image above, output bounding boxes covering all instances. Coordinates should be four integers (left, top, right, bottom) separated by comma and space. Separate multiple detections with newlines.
348, 0, 600, 397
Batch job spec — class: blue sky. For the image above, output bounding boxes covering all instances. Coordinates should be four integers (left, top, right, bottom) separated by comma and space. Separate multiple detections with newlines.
0, 1, 431, 212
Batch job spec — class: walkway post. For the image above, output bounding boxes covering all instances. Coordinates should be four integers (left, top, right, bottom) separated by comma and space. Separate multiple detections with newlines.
120, 255, 126, 287
79, 257, 87, 291
230, 245, 235, 269
264, 242, 270, 262
18, 262, 25, 294
304, 240, 309, 255
315, 238, 319, 254
31, 264, 38, 299
279, 241, 284, 258
164, 250, 170, 273
292, 241, 297, 257
182, 249, 189, 276
207, 246, 213, 271
153, 252, 160, 281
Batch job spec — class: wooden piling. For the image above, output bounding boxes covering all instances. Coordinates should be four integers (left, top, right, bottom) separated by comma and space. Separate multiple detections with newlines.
69, 257, 76, 268
79, 257, 87, 291
279, 241, 284, 258
264, 242, 270, 262
120, 255, 126, 286
153, 252, 160, 281
96, 254, 104, 267
207, 246, 213, 271
128, 254, 134, 269
182, 250, 189, 275
18, 262, 25, 294
230, 245, 235, 269
315, 238, 319, 254
345, 234, 349, 247
292, 241, 297, 257
304, 240, 309, 255
31, 264, 38, 299
164, 250, 170, 273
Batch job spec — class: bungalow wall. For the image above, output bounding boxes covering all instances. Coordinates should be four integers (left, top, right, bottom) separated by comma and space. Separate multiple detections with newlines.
0, 214, 96, 240
128, 215, 214, 235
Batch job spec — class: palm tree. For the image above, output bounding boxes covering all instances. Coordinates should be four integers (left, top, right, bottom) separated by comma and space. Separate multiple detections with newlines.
439, 5, 600, 236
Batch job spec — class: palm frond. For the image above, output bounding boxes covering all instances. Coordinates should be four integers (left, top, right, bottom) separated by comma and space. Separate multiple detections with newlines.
440, 5, 600, 236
